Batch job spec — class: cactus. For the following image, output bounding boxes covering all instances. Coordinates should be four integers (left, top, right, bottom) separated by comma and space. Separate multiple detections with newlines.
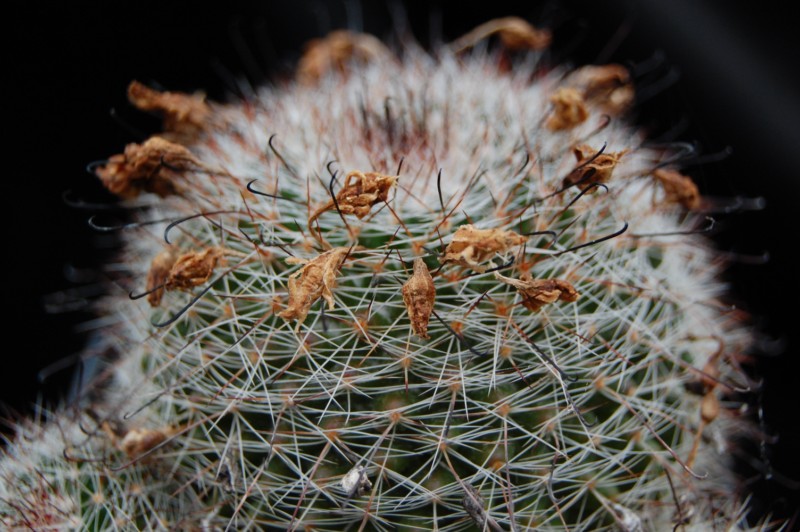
1, 19, 770, 531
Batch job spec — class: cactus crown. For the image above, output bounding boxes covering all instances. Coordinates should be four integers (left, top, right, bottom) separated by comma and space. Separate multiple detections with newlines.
1, 20, 761, 531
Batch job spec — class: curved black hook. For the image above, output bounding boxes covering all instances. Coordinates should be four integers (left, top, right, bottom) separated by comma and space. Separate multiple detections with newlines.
554, 221, 628, 255
246, 179, 301, 204
163, 210, 239, 244
631, 216, 715, 238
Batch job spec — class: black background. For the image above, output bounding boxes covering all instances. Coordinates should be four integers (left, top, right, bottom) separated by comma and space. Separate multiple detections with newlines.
7, 1, 799, 526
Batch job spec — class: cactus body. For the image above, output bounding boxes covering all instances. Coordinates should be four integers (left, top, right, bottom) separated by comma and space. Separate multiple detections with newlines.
2, 24, 761, 531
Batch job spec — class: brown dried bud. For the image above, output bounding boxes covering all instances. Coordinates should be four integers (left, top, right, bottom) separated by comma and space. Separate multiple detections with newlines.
127, 81, 211, 139
166, 247, 224, 291
309, 171, 398, 229
700, 392, 720, 424
443, 225, 528, 272
402, 258, 436, 339
298, 30, 389, 84
452, 17, 551, 53
95, 136, 198, 198
280, 247, 352, 330
546, 87, 589, 131
119, 427, 169, 458
563, 144, 625, 187
146, 248, 178, 307
565, 64, 634, 115
653, 168, 701, 210
495, 271, 579, 312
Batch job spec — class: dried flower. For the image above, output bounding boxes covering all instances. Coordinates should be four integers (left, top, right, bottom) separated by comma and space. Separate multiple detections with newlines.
279, 247, 351, 329
495, 271, 579, 311
298, 30, 389, 84
565, 64, 635, 115
653, 168, 701, 209
563, 144, 626, 187
166, 247, 223, 291
308, 170, 398, 231
127, 81, 211, 140
546, 87, 589, 131
96, 136, 199, 198
451, 16, 551, 52
442, 225, 527, 272
146, 248, 178, 307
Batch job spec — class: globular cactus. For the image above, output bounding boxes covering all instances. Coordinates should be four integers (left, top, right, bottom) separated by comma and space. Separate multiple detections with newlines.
2, 18, 772, 531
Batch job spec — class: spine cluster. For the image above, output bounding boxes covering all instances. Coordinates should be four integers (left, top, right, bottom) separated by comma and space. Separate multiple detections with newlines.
1, 20, 763, 531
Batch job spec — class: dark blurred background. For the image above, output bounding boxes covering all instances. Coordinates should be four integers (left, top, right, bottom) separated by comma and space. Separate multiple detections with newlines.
7, 0, 799, 526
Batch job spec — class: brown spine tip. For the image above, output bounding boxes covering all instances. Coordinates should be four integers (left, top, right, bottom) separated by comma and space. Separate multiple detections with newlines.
95, 136, 199, 198
402, 258, 436, 339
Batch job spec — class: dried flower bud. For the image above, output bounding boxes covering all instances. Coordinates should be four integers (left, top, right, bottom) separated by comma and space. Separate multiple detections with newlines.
565, 64, 635, 115
309, 171, 398, 230
127, 81, 211, 140
495, 271, 579, 312
167, 247, 224, 291
298, 30, 389, 84
563, 144, 625, 187
146, 248, 178, 307
96, 136, 198, 198
443, 225, 527, 272
402, 258, 436, 338
700, 392, 720, 424
280, 247, 352, 330
452, 17, 551, 52
546, 87, 589, 131
653, 168, 701, 210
